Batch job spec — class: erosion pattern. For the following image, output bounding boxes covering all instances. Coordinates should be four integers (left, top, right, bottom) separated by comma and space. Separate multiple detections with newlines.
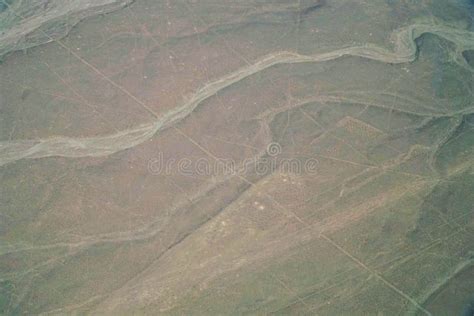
1, 0, 474, 315
0, 0, 134, 58
1, 21, 474, 167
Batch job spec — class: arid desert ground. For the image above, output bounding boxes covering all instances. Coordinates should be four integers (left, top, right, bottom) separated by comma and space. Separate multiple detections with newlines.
1, 0, 474, 314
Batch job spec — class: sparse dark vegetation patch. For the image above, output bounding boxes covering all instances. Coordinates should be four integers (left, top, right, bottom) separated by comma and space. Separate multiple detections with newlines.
463, 50, 474, 67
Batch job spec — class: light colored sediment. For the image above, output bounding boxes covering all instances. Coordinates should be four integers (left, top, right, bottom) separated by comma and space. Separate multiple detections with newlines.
1, 20, 473, 168
0, 0, 134, 57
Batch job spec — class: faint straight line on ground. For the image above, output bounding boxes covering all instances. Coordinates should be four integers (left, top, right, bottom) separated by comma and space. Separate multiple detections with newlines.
173, 126, 432, 316
1, 3, 438, 314
4, 1, 160, 120
320, 234, 432, 315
